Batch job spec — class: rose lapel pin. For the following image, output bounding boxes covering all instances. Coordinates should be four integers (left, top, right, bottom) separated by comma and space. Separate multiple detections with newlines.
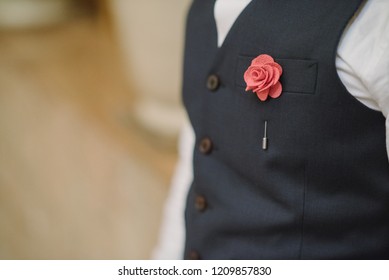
244, 54, 283, 101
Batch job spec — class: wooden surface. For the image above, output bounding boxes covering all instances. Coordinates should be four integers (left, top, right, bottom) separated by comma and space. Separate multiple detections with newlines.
0, 13, 177, 259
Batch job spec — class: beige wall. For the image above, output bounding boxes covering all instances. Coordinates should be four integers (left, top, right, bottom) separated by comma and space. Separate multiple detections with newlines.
0, 1, 185, 259
0, 0, 73, 28
109, 0, 192, 138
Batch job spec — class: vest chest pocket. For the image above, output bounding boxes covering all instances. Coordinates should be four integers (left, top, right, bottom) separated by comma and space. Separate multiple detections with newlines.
235, 55, 318, 95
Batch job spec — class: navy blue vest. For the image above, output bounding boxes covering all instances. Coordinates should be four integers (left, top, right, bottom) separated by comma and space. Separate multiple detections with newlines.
183, 0, 389, 259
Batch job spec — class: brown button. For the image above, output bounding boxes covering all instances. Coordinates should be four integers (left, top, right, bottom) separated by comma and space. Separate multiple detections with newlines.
188, 250, 201, 260
199, 137, 213, 154
206, 74, 220, 91
195, 195, 207, 212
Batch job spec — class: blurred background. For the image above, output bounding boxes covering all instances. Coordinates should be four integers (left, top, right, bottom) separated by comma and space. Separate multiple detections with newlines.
0, 0, 191, 259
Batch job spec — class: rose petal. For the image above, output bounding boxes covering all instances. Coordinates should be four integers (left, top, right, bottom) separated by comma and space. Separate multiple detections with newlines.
263, 65, 274, 81
269, 62, 282, 75
268, 82, 282, 99
257, 69, 267, 81
244, 70, 256, 88
252, 69, 266, 82
255, 88, 269, 101
252, 54, 274, 66
270, 66, 281, 85
252, 80, 265, 90
245, 68, 269, 89
245, 67, 259, 84
255, 77, 272, 92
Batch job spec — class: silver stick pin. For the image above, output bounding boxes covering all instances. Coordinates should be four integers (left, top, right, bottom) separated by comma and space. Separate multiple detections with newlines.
262, 121, 268, 150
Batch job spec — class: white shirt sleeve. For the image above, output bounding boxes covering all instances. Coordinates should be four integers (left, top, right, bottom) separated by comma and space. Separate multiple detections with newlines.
336, 0, 389, 160
153, 0, 389, 259
151, 117, 194, 259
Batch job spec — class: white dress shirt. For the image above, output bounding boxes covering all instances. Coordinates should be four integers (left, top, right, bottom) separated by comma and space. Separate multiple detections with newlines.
152, 0, 389, 259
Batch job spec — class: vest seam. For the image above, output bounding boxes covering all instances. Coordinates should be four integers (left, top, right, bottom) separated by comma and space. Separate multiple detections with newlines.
298, 163, 307, 259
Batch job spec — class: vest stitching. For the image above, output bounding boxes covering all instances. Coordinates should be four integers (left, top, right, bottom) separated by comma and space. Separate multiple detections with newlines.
298, 163, 307, 259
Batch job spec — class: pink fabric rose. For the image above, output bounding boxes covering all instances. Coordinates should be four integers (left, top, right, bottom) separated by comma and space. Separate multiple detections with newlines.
244, 54, 283, 101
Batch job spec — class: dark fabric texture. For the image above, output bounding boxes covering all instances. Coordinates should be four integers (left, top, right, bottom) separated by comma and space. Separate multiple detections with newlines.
183, 0, 389, 259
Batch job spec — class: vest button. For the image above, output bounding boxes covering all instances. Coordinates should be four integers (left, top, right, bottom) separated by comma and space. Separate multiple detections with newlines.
199, 137, 213, 154
195, 195, 207, 212
206, 74, 220, 91
188, 250, 201, 260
